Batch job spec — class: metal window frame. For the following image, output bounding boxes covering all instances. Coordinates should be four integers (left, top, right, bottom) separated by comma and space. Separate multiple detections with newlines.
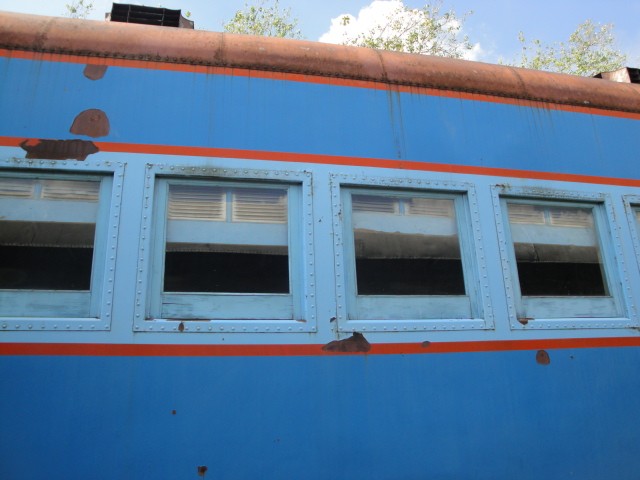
492, 185, 635, 330
622, 194, 640, 280
134, 164, 316, 333
0, 158, 124, 332
331, 173, 493, 333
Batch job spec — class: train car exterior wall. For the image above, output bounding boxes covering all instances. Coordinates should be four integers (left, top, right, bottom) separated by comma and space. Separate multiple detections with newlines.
1, 12, 640, 480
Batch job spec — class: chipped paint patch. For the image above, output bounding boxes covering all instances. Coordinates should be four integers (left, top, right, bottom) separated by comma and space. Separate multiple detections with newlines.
536, 350, 551, 365
70, 109, 110, 138
83, 64, 108, 80
322, 332, 371, 353
20, 138, 98, 160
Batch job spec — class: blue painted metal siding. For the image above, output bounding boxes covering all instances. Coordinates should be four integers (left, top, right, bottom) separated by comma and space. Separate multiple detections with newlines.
2, 52, 640, 480
2, 348, 640, 480
1, 57, 639, 178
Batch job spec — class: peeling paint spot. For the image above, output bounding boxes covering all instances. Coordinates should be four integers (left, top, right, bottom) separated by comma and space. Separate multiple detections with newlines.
83, 64, 108, 80
536, 350, 551, 365
70, 109, 110, 138
322, 332, 371, 353
421, 341, 431, 348
178, 321, 185, 332
197, 466, 208, 477
20, 139, 98, 160
171, 410, 177, 415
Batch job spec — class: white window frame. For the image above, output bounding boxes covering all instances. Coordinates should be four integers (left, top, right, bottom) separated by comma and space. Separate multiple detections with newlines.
623, 195, 640, 262
492, 185, 635, 330
331, 173, 493, 333
0, 159, 123, 332
134, 164, 316, 333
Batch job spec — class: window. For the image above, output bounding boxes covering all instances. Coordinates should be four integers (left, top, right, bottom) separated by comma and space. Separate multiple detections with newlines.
333, 176, 491, 332
507, 202, 607, 296
350, 193, 464, 296
0, 171, 117, 328
136, 166, 316, 333
495, 187, 631, 329
622, 195, 640, 283
162, 183, 289, 294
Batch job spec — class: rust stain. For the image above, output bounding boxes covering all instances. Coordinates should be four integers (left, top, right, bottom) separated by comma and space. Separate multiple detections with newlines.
171, 410, 176, 415
322, 332, 371, 353
2, 12, 640, 114
197, 466, 208, 477
20, 138, 98, 160
83, 64, 108, 80
421, 341, 431, 348
178, 321, 185, 333
518, 317, 532, 325
70, 109, 110, 138
536, 350, 551, 365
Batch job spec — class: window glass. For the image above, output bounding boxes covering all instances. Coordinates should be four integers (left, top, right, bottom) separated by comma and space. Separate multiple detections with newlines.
163, 183, 289, 294
352, 193, 464, 295
0, 178, 99, 290
507, 202, 607, 296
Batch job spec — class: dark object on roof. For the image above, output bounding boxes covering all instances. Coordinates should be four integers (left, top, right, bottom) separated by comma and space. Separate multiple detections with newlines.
594, 67, 640, 84
107, 3, 194, 29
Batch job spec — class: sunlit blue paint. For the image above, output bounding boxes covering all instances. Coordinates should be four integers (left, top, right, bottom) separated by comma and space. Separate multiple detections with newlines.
1, 57, 639, 179
2, 348, 640, 480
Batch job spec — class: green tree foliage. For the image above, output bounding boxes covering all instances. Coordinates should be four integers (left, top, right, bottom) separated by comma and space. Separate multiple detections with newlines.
340, 1, 473, 58
64, 0, 94, 19
223, 0, 303, 39
509, 20, 627, 76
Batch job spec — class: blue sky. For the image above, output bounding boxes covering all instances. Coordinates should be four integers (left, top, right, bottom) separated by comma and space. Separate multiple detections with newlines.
1, 0, 638, 65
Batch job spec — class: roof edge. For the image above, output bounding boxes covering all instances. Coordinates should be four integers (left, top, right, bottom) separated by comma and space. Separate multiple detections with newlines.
1, 11, 640, 113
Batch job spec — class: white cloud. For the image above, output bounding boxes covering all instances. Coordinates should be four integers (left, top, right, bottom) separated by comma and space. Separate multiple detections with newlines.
319, 0, 402, 45
464, 43, 484, 61
319, 0, 483, 61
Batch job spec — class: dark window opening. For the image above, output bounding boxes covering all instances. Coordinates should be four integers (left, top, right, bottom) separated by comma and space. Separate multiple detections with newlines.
0, 220, 95, 290
164, 251, 289, 293
356, 258, 465, 295
0, 246, 93, 290
516, 261, 606, 296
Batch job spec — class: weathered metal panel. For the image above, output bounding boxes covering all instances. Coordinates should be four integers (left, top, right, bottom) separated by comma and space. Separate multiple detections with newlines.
0, 56, 639, 179
2, 349, 640, 479
0, 12, 639, 113
1, 11, 640, 480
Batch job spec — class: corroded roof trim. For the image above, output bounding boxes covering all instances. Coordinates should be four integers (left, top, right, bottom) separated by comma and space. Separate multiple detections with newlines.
1, 11, 640, 113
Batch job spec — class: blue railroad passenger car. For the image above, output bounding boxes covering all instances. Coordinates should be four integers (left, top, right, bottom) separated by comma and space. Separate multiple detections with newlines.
1, 10, 640, 480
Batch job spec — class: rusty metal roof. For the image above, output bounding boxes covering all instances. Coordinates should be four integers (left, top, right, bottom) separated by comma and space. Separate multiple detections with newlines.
1, 11, 640, 114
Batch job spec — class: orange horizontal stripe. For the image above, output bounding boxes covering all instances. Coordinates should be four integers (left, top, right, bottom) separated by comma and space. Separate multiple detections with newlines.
2, 48, 640, 121
1, 337, 640, 357
2, 136, 640, 187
